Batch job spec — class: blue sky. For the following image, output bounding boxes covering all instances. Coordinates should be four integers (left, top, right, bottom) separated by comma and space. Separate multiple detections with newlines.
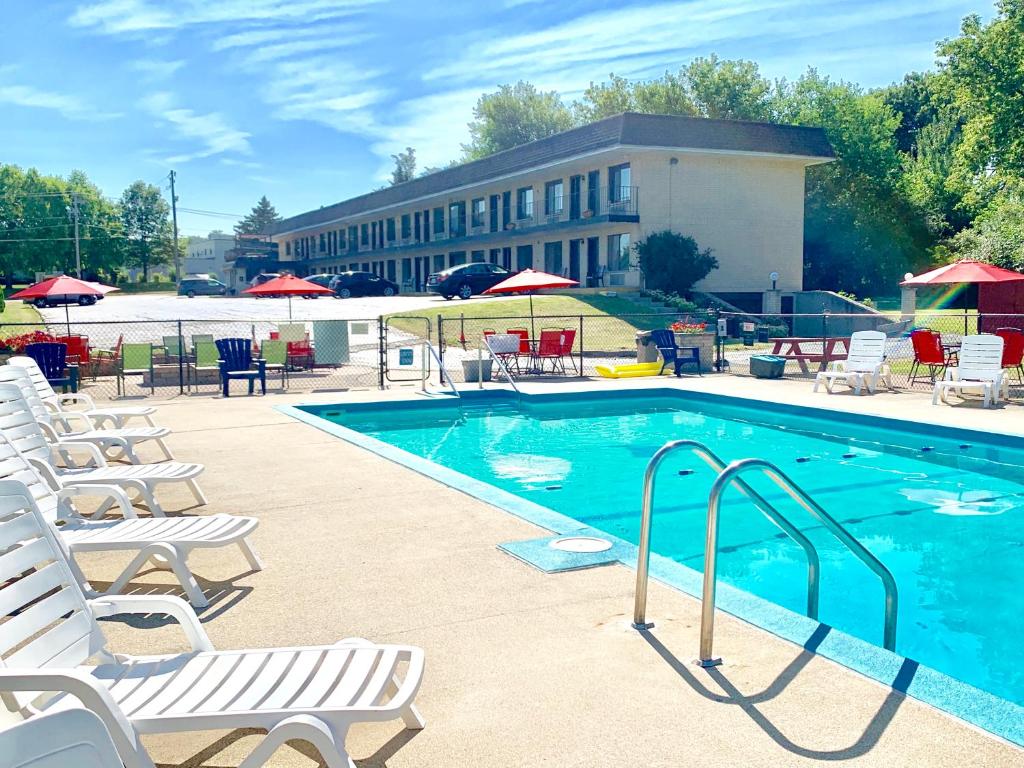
0, 0, 994, 237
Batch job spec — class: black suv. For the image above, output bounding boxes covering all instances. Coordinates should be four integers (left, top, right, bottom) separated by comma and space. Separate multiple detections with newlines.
328, 271, 399, 298
178, 277, 228, 297
427, 263, 512, 300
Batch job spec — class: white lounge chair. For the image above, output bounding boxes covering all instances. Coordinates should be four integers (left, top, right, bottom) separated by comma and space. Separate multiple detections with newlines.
0, 366, 172, 465
0, 709, 129, 768
0, 382, 205, 516
932, 334, 1008, 408
813, 330, 892, 395
0, 481, 425, 768
0, 436, 259, 607
7, 355, 157, 427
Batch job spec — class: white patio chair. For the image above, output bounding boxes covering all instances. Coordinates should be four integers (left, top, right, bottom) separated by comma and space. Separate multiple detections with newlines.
0, 434, 259, 607
0, 481, 425, 768
813, 330, 892, 395
7, 355, 157, 428
932, 334, 1008, 408
0, 382, 205, 517
0, 366, 172, 464
0, 708, 129, 768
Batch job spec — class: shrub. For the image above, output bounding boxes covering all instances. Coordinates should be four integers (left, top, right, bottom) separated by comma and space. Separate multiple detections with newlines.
635, 231, 718, 294
643, 288, 699, 313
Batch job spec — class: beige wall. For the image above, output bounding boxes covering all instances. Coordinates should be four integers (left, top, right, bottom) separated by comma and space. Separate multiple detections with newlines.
273, 146, 816, 292
631, 149, 808, 292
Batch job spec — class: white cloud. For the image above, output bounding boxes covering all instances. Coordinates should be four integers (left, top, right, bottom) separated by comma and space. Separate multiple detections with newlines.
130, 58, 185, 80
140, 91, 251, 163
69, 0, 382, 35
0, 70, 120, 121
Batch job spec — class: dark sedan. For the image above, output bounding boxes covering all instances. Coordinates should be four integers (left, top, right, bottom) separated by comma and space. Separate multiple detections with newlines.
328, 271, 399, 298
426, 262, 512, 300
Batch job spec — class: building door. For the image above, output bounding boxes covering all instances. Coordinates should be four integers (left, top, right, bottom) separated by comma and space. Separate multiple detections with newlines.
587, 170, 600, 214
401, 258, 412, 286
569, 175, 583, 220
502, 247, 512, 270
387, 260, 397, 282
586, 237, 599, 283
501, 191, 511, 229
516, 244, 533, 271
569, 239, 581, 282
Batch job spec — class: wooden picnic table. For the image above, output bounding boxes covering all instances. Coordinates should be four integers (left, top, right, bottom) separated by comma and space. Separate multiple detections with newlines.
769, 336, 851, 373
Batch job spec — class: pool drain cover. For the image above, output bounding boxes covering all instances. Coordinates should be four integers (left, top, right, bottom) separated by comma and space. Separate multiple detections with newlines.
550, 536, 613, 553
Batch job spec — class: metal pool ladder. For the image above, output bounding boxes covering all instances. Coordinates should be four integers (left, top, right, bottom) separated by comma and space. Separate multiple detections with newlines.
631, 441, 899, 666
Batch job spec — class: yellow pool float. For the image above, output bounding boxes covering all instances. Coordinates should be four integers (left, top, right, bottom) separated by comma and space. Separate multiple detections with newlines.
595, 361, 670, 378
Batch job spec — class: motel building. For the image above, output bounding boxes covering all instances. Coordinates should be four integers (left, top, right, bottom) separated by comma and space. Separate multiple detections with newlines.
269, 112, 834, 311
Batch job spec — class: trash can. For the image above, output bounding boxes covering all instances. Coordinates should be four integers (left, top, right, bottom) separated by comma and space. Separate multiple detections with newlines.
741, 321, 756, 347
756, 327, 770, 343
462, 358, 493, 383
749, 355, 786, 379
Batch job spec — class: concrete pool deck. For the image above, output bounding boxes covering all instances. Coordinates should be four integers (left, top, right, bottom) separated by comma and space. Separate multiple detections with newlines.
71, 377, 1022, 766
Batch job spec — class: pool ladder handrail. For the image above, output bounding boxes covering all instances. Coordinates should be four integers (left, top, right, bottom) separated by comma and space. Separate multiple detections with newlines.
482, 338, 522, 401
632, 440, 820, 629
420, 341, 460, 398
631, 442, 898, 665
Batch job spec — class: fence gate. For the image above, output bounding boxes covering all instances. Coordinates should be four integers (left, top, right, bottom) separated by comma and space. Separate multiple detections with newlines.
382, 316, 432, 384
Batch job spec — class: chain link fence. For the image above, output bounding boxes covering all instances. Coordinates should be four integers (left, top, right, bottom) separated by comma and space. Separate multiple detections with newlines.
4, 308, 1023, 398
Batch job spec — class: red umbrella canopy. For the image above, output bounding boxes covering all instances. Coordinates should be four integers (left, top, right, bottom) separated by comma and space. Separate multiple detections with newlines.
242, 274, 334, 295
901, 260, 1024, 285
483, 268, 579, 294
10, 275, 112, 299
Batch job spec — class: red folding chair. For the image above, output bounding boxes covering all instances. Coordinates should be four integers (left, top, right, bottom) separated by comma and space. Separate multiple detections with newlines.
559, 328, 578, 374
908, 329, 949, 385
995, 327, 1024, 384
506, 328, 530, 374
533, 329, 567, 374
57, 335, 91, 379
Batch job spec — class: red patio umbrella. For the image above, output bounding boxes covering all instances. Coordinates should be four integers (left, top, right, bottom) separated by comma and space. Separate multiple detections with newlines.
901, 260, 1024, 333
483, 268, 579, 336
11, 274, 118, 334
243, 274, 333, 319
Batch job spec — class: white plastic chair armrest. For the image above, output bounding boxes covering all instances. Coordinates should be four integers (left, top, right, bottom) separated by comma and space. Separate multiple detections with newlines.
90, 595, 213, 652
56, 484, 138, 520
50, 440, 110, 467
59, 392, 97, 409
52, 410, 96, 433
0, 669, 145, 766
27, 457, 64, 490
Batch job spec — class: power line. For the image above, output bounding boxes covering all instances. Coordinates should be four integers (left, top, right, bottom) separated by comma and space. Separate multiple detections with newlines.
178, 206, 246, 218
0, 236, 132, 243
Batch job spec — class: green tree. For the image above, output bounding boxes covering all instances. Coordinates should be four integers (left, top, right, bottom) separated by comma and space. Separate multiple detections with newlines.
389, 147, 416, 185
634, 230, 718, 294
119, 181, 171, 282
463, 82, 575, 160
938, 185, 1024, 270
235, 195, 281, 236
683, 55, 776, 121
939, 1, 1024, 187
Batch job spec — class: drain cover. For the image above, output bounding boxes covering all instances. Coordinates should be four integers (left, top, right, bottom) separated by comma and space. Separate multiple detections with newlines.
550, 536, 613, 553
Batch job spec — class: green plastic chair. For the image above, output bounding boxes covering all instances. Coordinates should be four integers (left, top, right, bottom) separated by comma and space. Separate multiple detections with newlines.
161, 335, 186, 361
191, 333, 214, 354
118, 343, 154, 395
261, 339, 288, 389
189, 340, 220, 393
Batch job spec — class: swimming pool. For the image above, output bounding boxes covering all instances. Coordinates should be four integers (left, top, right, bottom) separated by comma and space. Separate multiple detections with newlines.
287, 389, 1024, 735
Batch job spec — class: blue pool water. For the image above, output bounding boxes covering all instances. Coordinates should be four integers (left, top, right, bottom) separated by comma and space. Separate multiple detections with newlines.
302, 391, 1024, 708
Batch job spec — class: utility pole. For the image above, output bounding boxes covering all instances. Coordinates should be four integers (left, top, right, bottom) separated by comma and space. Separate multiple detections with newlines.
169, 170, 181, 283
68, 193, 82, 277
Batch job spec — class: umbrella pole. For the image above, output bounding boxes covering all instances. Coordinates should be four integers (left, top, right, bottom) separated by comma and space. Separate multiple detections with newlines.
65, 299, 71, 336
530, 293, 536, 339
289, 296, 293, 320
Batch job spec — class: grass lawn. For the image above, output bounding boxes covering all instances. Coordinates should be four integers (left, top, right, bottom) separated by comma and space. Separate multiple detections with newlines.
0, 300, 43, 338
386, 293, 694, 350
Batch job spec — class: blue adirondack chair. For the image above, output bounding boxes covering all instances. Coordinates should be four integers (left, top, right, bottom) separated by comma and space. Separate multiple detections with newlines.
215, 338, 266, 397
24, 341, 79, 392
650, 329, 702, 377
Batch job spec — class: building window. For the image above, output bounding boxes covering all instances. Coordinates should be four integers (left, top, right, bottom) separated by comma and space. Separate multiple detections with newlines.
609, 163, 632, 203
319, 233, 326, 252
449, 250, 467, 266
516, 244, 533, 271
489, 195, 500, 231
607, 233, 631, 270
471, 249, 485, 262
423, 210, 430, 242
544, 180, 564, 216
488, 248, 501, 264
433, 254, 445, 271
414, 211, 422, 241
544, 241, 563, 274
516, 187, 534, 220
471, 198, 486, 228
285, 241, 291, 256
360, 223, 369, 247
433, 206, 445, 235
338, 229, 346, 251
347, 226, 357, 252
401, 214, 411, 240
386, 218, 396, 242
449, 201, 466, 237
